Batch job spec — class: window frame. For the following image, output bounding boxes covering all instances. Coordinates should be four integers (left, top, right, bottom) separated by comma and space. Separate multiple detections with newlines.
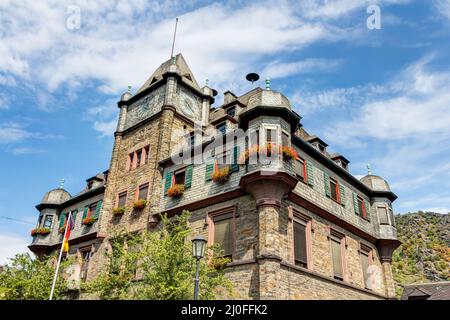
295, 157, 307, 183
359, 243, 373, 290
288, 207, 312, 270
226, 106, 236, 117
79, 246, 93, 283
329, 229, 347, 281
357, 195, 367, 219
377, 205, 390, 225
116, 190, 128, 208
215, 122, 226, 135
207, 206, 238, 260
173, 168, 186, 186
329, 177, 340, 203
136, 182, 149, 201
43, 214, 53, 228
282, 130, 290, 147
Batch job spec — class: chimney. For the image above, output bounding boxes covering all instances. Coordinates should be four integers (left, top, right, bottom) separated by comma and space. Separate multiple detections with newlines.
223, 90, 237, 105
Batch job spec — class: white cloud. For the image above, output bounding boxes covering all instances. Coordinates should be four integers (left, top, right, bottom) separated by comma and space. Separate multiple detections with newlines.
9, 147, 45, 155
433, 0, 450, 19
263, 59, 343, 79
423, 207, 450, 214
0, 233, 31, 265
0, 125, 33, 144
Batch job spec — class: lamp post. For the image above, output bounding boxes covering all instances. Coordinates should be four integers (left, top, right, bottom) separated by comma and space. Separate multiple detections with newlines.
191, 235, 207, 300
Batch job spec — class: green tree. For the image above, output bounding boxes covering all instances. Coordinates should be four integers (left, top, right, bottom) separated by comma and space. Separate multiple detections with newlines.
84, 210, 233, 300
0, 253, 71, 300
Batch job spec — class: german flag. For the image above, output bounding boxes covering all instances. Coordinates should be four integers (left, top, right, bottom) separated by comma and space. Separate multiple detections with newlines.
62, 213, 75, 253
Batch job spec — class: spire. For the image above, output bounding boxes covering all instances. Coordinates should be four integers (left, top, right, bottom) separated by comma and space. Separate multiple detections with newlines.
265, 78, 271, 90
367, 163, 372, 175
59, 178, 65, 189
170, 17, 179, 59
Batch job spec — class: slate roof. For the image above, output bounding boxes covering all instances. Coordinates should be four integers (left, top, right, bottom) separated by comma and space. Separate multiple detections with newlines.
401, 282, 450, 300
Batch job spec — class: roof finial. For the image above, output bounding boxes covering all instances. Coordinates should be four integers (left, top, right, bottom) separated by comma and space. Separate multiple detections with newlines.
59, 178, 65, 189
170, 17, 179, 59
205, 79, 209, 86
265, 78, 271, 90
127, 85, 132, 92
367, 163, 372, 175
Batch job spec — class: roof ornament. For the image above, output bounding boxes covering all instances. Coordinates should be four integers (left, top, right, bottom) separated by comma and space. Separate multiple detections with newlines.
170, 17, 179, 60
367, 163, 372, 175
205, 79, 209, 86
59, 178, 65, 189
127, 85, 132, 92
265, 78, 271, 90
246, 73, 260, 86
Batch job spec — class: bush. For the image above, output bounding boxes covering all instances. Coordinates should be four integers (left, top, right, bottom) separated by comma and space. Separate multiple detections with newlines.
30, 228, 51, 236
168, 184, 185, 198
133, 200, 147, 210
82, 216, 97, 226
212, 166, 231, 184
113, 207, 126, 215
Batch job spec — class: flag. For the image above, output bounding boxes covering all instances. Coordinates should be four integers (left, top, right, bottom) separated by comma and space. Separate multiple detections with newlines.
62, 213, 75, 253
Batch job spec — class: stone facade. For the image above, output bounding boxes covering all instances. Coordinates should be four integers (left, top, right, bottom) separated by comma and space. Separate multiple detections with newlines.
29, 53, 400, 300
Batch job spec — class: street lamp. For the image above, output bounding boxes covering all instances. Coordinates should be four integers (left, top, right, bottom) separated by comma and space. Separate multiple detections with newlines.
191, 235, 207, 300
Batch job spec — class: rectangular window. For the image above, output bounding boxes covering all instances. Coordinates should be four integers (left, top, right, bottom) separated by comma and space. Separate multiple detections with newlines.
189, 132, 195, 147
389, 207, 395, 227
213, 213, 233, 257
174, 169, 186, 185
43, 215, 53, 228
80, 248, 92, 282
377, 206, 389, 225
216, 122, 226, 135
360, 248, 371, 289
357, 196, 366, 218
144, 146, 150, 164
226, 106, 236, 117
128, 152, 135, 171
295, 158, 306, 182
255, 129, 260, 146
89, 203, 97, 217
138, 183, 149, 200
216, 151, 230, 171
118, 191, 127, 208
330, 178, 339, 202
266, 129, 275, 143
293, 221, 308, 268
282, 131, 290, 147
136, 150, 142, 167
330, 232, 345, 281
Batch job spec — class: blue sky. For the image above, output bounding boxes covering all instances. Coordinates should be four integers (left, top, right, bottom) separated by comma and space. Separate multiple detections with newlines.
1, 0, 450, 263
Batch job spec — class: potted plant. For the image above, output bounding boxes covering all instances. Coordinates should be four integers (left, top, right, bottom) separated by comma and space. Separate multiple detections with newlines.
133, 200, 147, 210
82, 216, 97, 226
31, 227, 51, 236
212, 166, 231, 184
167, 184, 185, 198
113, 207, 126, 215
282, 146, 298, 161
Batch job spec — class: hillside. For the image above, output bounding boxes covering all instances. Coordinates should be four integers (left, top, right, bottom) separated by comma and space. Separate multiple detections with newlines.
392, 211, 450, 297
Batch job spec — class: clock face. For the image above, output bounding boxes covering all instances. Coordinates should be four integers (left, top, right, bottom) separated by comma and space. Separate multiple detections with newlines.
124, 86, 165, 130
179, 89, 201, 121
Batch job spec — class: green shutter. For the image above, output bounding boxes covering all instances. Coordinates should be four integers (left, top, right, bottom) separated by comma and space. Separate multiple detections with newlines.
205, 162, 214, 181
339, 184, 346, 207
72, 209, 78, 220
324, 172, 331, 197
185, 165, 193, 188
231, 145, 239, 172
82, 207, 89, 220
59, 213, 66, 228
95, 200, 102, 218
353, 192, 359, 215
306, 160, 314, 187
164, 171, 173, 195
364, 200, 371, 221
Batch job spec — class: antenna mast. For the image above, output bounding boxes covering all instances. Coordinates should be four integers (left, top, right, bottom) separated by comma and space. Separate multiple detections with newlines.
170, 17, 179, 59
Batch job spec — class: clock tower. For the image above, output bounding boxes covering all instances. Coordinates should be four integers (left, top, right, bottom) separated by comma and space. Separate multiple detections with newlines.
97, 53, 215, 242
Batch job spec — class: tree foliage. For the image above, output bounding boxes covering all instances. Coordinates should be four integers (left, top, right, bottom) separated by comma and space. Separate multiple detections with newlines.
0, 253, 71, 300
83, 210, 233, 299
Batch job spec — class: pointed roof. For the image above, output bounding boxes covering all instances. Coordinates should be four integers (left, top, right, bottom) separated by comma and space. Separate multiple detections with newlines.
136, 53, 200, 94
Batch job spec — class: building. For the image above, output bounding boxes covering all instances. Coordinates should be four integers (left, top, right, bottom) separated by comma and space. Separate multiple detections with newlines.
401, 282, 450, 300
29, 53, 400, 299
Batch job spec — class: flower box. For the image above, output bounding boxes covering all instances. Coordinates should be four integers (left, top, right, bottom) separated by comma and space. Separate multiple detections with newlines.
31, 227, 51, 236
133, 200, 147, 210
212, 166, 231, 184
167, 184, 185, 198
58, 227, 66, 234
113, 207, 126, 215
282, 146, 298, 161
82, 216, 97, 226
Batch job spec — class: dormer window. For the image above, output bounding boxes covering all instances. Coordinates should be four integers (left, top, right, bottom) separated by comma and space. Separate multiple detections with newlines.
88, 181, 94, 189
216, 122, 226, 135
226, 106, 236, 117
317, 143, 325, 153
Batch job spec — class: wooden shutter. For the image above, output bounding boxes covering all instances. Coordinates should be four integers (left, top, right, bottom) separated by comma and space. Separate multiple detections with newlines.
324, 172, 331, 197
185, 165, 193, 188
353, 192, 359, 215
164, 171, 173, 195
59, 213, 66, 228
95, 200, 102, 218
364, 200, 371, 221
230, 145, 239, 172
82, 207, 89, 220
205, 162, 214, 181
339, 184, 346, 207
306, 160, 314, 187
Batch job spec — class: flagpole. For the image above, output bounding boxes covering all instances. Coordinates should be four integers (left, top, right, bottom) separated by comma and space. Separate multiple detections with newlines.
49, 211, 71, 300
